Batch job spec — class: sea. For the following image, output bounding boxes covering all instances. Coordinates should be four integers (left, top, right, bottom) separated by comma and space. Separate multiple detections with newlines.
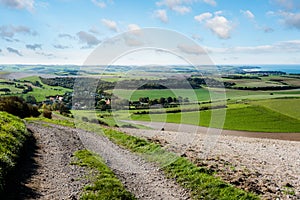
243, 64, 300, 74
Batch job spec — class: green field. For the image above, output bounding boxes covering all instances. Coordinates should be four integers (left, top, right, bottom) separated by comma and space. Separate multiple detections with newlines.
129, 102, 300, 132
3, 76, 72, 102
111, 88, 300, 103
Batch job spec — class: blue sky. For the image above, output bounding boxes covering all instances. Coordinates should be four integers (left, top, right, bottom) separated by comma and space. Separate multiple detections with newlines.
0, 0, 300, 65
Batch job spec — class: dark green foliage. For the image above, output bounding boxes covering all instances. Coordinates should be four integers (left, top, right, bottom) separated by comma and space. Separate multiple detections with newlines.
0, 96, 40, 118
0, 112, 30, 193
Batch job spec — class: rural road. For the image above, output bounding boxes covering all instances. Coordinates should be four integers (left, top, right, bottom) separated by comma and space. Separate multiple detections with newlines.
120, 121, 300, 199
122, 120, 300, 141
5, 122, 190, 200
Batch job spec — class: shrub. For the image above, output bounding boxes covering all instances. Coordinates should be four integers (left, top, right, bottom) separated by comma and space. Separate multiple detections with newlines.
43, 109, 52, 119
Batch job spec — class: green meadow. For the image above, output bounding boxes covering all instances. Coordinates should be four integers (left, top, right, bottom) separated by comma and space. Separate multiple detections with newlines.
129, 99, 300, 132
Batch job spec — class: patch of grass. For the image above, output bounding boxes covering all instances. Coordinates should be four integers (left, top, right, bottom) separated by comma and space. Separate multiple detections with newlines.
0, 111, 30, 193
72, 149, 136, 200
25, 116, 75, 128
100, 128, 259, 199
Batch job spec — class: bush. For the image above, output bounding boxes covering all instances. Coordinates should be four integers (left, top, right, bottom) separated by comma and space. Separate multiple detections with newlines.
0, 96, 40, 118
43, 109, 52, 119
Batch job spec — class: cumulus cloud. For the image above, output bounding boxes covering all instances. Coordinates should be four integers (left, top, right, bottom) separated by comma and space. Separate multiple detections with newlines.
206, 16, 233, 39
26, 44, 42, 50
77, 31, 100, 48
263, 27, 274, 33
241, 10, 255, 20
154, 9, 168, 23
53, 44, 70, 49
91, 0, 106, 8
195, 12, 233, 39
0, 0, 34, 11
101, 19, 118, 32
177, 44, 206, 55
0, 25, 36, 39
194, 12, 213, 22
279, 11, 300, 29
7, 47, 22, 56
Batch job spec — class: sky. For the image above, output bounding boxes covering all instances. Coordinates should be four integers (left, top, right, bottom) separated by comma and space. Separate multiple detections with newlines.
0, 0, 300, 65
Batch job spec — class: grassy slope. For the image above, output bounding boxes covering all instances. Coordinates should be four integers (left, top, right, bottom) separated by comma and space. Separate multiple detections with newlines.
131, 104, 300, 132
0, 112, 29, 192
251, 98, 300, 120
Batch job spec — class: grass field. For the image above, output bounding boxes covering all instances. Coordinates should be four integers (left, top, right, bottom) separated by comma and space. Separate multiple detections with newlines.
1, 76, 71, 102
130, 103, 300, 132
111, 88, 300, 103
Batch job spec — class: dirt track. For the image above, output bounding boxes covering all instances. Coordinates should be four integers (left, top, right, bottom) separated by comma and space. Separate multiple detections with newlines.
4, 122, 190, 200
120, 121, 300, 200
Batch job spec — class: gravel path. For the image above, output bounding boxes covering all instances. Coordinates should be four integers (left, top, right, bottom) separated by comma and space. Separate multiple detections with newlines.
120, 121, 300, 200
13, 122, 190, 200
72, 125, 191, 200
12, 123, 89, 200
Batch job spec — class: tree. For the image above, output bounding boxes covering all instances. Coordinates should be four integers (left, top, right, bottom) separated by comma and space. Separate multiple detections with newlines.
26, 95, 37, 104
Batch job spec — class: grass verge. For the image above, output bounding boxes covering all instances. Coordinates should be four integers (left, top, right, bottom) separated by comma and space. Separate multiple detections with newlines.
0, 111, 30, 193
72, 149, 136, 200
101, 128, 259, 200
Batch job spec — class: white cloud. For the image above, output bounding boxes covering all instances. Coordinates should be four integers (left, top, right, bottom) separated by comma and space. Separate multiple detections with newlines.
203, 0, 216, 6
0, 0, 34, 11
154, 9, 168, 23
177, 44, 206, 55
207, 40, 300, 54
128, 24, 141, 31
172, 5, 190, 14
241, 10, 255, 20
101, 19, 118, 32
206, 16, 233, 39
195, 13, 233, 39
77, 31, 100, 48
91, 0, 106, 8
194, 12, 212, 22
279, 11, 300, 29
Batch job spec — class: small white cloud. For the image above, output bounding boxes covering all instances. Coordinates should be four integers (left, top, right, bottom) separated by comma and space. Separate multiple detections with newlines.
206, 16, 233, 39
177, 44, 206, 55
203, 0, 216, 6
0, 0, 34, 11
154, 9, 168, 23
91, 0, 106, 8
128, 24, 141, 31
101, 19, 118, 32
172, 5, 190, 14
241, 10, 255, 20
194, 12, 212, 22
